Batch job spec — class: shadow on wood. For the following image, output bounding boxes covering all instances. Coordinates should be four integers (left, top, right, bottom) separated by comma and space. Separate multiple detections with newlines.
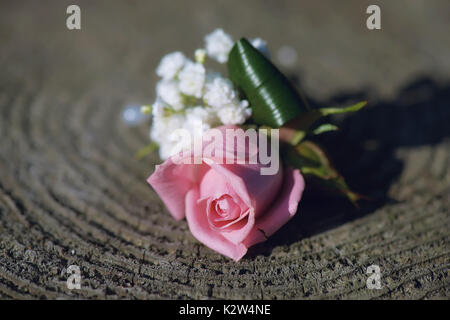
246, 76, 450, 259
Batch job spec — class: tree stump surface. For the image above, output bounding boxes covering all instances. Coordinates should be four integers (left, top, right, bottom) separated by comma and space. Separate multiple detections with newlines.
0, 0, 449, 299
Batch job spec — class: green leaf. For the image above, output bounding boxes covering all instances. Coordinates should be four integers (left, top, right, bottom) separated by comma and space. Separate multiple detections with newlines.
318, 101, 367, 116
227, 38, 307, 128
286, 140, 363, 205
278, 101, 367, 146
312, 123, 339, 135
135, 142, 159, 160
304, 101, 367, 130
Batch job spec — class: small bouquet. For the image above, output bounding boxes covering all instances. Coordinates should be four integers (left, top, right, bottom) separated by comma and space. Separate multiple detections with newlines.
139, 29, 366, 261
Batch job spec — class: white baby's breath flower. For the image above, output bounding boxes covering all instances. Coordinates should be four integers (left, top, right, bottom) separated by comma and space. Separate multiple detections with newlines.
178, 61, 205, 98
184, 106, 219, 155
194, 48, 206, 64
151, 98, 167, 118
156, 79, 184, 110
240, 99, 250, 109
156, 51, 187, 80
204, 29, 234, 64
205, 71, 223, 83
185, 106, 219, 132
217, 101, 251, 125
149, 29, 261, 159
250, 38, 270, 58
159, 138, 190, 161
149, 115, 167, 144
149, 120, 163, 145
150, 113, 187, 159
157, 143, 175, 161
203, 74, 238, 109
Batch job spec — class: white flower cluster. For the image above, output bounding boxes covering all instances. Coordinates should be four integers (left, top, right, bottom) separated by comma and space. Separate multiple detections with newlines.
148, 29, 269, 160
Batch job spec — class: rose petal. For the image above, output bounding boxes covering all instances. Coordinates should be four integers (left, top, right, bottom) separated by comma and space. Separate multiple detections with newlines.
147, 157, 209, 220
203, 125, 283, 216
243, 168, 305, 247
199, 168, 232, 200
220, 209, 256, 245
202, 158, 252, 209
185, 188, 248, 261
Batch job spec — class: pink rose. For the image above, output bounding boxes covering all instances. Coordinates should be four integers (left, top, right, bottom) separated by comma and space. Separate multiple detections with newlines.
147, 125, 305, 261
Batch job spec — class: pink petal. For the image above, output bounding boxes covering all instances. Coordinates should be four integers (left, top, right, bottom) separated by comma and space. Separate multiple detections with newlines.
220, 209, 256, 245
243, 168, 305, 247
147, 157, 209, 220
203, 125, 283, 216
185, 188, 248, 261
199, 167, 234, 200
202, 158, 252, 209
199, 165, 256, 245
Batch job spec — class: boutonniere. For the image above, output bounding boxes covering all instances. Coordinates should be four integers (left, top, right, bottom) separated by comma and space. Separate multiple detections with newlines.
137, 29, 366, 261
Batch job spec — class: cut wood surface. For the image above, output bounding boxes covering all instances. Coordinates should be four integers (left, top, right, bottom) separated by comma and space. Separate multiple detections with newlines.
0, 0, 449, 299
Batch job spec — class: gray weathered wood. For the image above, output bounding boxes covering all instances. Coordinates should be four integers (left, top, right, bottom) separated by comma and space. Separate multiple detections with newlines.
0, 0, 449, 299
